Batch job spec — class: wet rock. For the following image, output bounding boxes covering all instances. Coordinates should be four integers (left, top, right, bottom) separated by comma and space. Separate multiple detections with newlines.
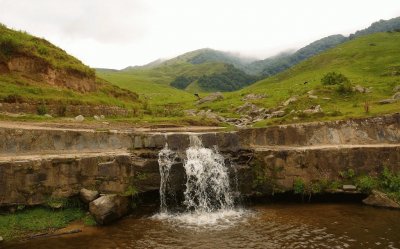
362, 190, 400, 209
283, 96, 298, 106
242, 93, 266, 101
342, 185, 357, 191
303, 105, 323, 114
89, 195, 129, 225
197, 92, 224, 105
393, 92, 400, 100
80, 188, 99, 204
378, 99, 397, 105
75, 115, 85, 122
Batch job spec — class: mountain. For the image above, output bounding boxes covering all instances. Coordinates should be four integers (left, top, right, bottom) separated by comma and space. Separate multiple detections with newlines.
350, 16, 400, 38
200, 31, 400, 126
0, 23, 139, 113
111, 48, 259, 92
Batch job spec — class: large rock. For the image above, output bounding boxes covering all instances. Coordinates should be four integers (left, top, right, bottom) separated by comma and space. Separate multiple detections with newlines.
283, 96, 297, 106
80, 188, 99, 204
197, 92, 224, 105
362, 190, 400, 209
75, 115, 85, 122
303, 105, 323, 114
353, 85, 371, 93
89, 195, 129, 225
393, 85, 400, 92
393, 92, 400, 100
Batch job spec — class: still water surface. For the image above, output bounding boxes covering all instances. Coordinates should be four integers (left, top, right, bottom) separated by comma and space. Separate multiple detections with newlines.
5, 203, 400, 249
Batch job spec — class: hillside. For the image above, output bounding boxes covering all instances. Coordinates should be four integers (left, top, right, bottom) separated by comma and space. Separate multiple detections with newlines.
0, 24, 140, 117
201, 31, 400, 126
103, 49, 259, 92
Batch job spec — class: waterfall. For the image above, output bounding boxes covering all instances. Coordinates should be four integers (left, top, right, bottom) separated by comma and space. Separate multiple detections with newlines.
183, 135, 233, 212
158, 135, 233, 213
157, 143, 176, 213
156, 135, 245, 228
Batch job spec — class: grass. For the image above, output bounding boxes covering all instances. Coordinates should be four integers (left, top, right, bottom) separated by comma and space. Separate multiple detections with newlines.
0, 23, 94, 77
0, 207, 94, 241
200, 32, 400, 125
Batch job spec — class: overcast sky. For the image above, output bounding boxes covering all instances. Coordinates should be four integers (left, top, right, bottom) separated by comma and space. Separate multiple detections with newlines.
0, 0, 399, 69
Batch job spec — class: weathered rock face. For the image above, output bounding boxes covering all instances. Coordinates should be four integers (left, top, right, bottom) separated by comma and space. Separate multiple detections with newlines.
89, 195, 129, 225
362, 190, 400, 209
6, 56, 97, 93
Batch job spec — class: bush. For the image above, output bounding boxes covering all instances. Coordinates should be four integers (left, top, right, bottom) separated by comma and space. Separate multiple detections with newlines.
293, 178, 306, 194
356, 175, 378, 193
336, 81, 353, 95
3, 94, 24, 103
37, 102, 47, 115
321, 72, 349, 85
380, 167, 400, 193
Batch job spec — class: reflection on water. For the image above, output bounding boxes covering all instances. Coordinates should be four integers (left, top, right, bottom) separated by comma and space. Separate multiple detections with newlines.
4, 203, 400, 249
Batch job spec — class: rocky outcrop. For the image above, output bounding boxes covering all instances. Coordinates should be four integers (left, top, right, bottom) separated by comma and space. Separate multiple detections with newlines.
362, 190, 400, 209
89, 195, 129, 225
196, 92, 224, 104
6, 56, 97, 93
80, 188, 100, 204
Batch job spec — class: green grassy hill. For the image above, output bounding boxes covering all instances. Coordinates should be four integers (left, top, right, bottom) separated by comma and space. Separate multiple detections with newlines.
202, 31, 400, 125
0, 24, 140, 112
111, 48, 258, 92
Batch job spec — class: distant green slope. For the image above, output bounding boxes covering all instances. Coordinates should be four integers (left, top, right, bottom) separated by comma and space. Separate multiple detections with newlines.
203, 32, 400, 125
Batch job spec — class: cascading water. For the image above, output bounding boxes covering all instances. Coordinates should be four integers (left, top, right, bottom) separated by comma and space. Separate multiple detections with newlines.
155, 135, 246, 228
157, 143, 176, 213
183, 135, 233, 212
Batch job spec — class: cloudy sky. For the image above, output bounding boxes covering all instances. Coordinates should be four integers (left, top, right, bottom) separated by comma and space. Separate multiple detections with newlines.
0, 0, 399, 69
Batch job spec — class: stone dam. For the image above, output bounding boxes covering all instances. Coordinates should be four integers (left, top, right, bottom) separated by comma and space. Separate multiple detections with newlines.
0, 113, 399, 207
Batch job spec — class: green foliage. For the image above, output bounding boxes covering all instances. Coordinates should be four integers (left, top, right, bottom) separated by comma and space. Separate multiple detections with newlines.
197, 64, 258, 91
0, 207, 85, 240
293, 178, 306, 194
36, 101, 47, 115
321, 72, 350, 85
83, 214, 97, 226
170, 75, 196, 89
122, 185, 138, 197
380, 167, 400, 193
339, 168, 356, 183
356, 175, 378, 193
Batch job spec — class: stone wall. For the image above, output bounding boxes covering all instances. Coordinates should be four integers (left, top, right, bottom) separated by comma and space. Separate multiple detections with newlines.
0, 113, 399, 206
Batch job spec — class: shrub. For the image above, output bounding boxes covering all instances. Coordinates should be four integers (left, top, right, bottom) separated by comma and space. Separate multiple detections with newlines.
56, 103, 67, 117
293, 178, 306, 194
380, 167, 400, 193
37, 102, 47, 115
336, 81, 353, 95
3, 94, 24, 103
321, 72, 349, 85
356, 175, 378, 193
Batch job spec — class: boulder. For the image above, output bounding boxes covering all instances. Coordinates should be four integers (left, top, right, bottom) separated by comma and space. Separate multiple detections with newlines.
93, 115, 100, 120
362, 190, 400, 209
197, 92, 224, 105
89, 195, 129, 225
184, 109, 197, 116
283, 97, 297, 106
242, 93, 266, 101
75, 115, 85, 122
393, 92, 400, 100
303, 105, 323, 114
100, 115, 105, 119
342, 185, 357, 191
353, 85, 371, 93
80, 188, 99, 204
308, 95, 318, 99
393, 85, 400, 92
270, 110, 286, 118
378, 99, 397, 105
